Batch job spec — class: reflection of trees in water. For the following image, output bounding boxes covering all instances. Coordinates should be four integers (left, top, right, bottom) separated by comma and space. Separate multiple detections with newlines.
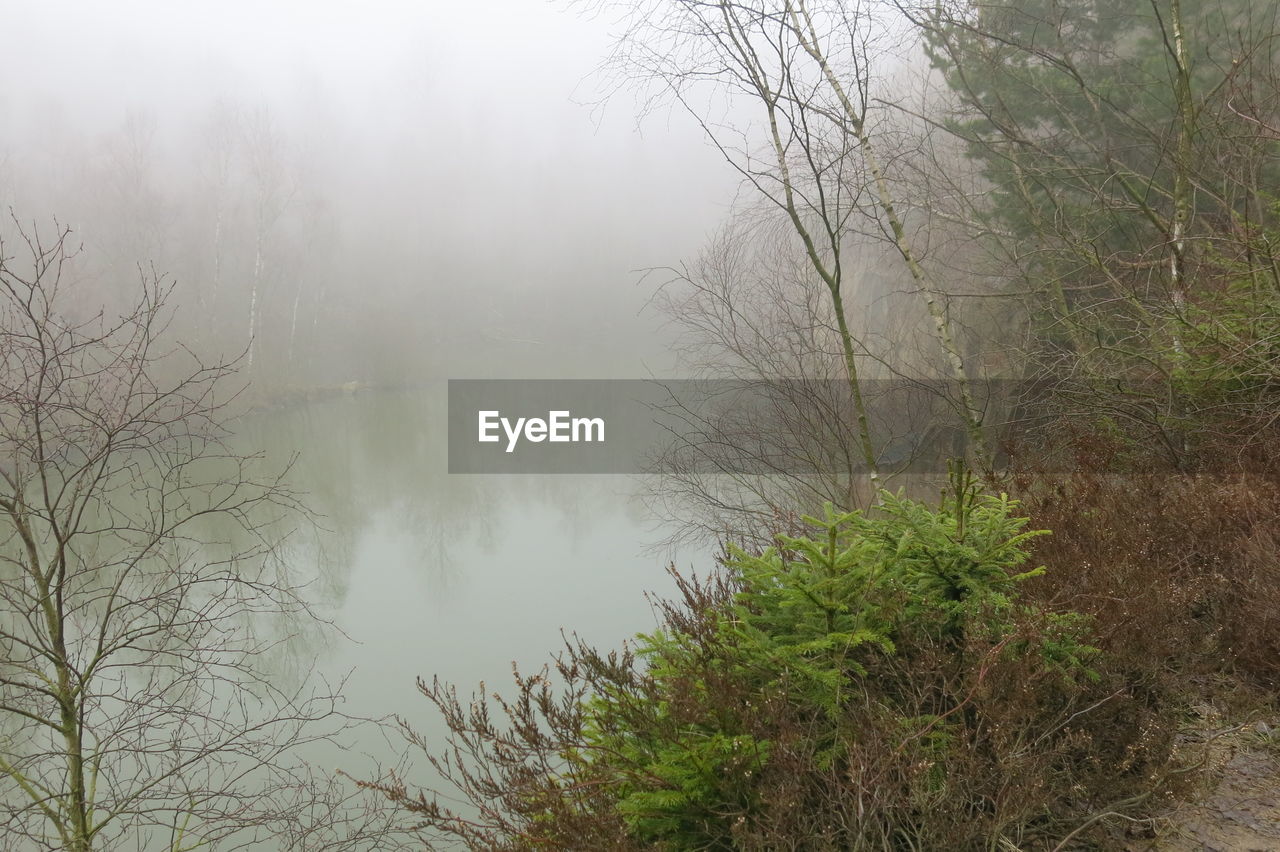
230, 388, 475, 607
209, 387, 674, 651
229, 388, 647, 606
517, 475, 636, 555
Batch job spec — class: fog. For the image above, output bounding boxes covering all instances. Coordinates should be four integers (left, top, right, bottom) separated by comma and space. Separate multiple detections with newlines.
1, 0, 737, 389
0, 8, 739, 843
8, 0, 1280, 846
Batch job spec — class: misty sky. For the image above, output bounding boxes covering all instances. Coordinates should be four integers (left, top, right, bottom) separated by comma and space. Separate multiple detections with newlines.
1, 0, 739, 379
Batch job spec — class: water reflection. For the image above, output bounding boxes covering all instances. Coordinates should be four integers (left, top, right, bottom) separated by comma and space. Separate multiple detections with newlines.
230, 384, 705, 838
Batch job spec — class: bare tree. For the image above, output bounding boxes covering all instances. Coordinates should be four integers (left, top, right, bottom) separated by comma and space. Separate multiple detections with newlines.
644, 216, 955, 544
597, 0, 992, 479
0, 220, 397, 850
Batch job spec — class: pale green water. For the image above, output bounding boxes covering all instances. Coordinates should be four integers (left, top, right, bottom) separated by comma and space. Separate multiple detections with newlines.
233, 385, 706, 844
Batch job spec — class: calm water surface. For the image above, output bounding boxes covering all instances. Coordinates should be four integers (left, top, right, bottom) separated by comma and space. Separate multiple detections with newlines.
234, 384, 708, 831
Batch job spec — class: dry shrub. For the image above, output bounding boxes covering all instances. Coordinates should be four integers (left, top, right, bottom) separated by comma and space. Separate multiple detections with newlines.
1012, 433, 1280, 688
362, 487, 1184, 850
723, 624, 1177, 850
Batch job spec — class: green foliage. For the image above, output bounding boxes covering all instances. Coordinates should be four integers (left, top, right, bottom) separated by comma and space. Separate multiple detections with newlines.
923, 0, 1273, 252
920, 0, 1280, 467
1172, 250, 1280, 405
377, 468, 1189, 850
572, 473, 1098, 849
722, 479, 1054, 707
613, 731, 770, 846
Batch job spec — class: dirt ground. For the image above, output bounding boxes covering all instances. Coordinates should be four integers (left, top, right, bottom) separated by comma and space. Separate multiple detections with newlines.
1138, 712, 1280, 852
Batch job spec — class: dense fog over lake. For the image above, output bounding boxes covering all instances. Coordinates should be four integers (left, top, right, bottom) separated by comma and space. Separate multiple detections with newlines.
6, 0, 1280, 848
1, 0, 737, 387
0, 3, 735, 847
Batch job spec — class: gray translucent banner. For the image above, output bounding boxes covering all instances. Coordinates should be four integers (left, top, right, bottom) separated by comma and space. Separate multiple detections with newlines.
447, 379, 1041, 474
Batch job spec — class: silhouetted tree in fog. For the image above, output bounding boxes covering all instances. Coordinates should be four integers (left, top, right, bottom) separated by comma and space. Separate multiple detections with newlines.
0, 220, 401, 850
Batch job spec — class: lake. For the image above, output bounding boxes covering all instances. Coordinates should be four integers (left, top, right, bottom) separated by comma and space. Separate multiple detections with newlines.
234, 384, 709, 842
